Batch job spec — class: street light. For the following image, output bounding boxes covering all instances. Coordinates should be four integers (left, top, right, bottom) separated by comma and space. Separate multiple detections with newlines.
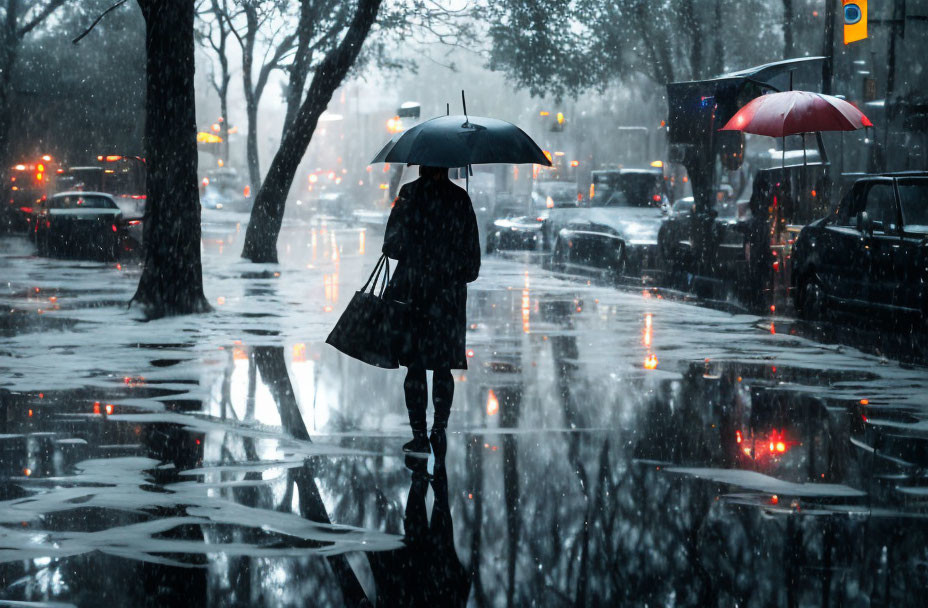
398, 101, 421, 119
386, 116, 403, 134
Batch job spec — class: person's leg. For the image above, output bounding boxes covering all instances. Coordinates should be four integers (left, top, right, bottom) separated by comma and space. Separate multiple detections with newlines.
403, 366, 430, 453
430, 368, 453, 462
431, 368, 454, 431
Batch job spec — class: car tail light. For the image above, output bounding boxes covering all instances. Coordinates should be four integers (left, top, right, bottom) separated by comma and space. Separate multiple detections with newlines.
127, 219, 141, 226
112, 224, 117, 232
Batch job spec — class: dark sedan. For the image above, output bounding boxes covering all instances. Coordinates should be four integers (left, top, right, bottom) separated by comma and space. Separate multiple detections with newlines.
34, 192, 130, 260
791, 173, 928, 320
551, 169, 668, 277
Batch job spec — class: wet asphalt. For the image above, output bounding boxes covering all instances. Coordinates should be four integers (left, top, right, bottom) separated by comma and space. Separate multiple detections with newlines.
2, 208, 928, 607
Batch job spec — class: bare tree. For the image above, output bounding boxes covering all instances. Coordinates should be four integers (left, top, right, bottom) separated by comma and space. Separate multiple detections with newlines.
225, 0, 296, 191
197, 0, 234, 161
239, 0, 469, 263
280, 0, 353, 136
241, 0, 383, 263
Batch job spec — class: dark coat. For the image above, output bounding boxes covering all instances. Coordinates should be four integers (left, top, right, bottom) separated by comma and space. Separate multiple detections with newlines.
382, 176, 480, 370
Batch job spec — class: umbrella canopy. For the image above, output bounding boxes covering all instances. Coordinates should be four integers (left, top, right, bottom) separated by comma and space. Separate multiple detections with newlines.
371, 114, 552, 167
720, 90, 873, 137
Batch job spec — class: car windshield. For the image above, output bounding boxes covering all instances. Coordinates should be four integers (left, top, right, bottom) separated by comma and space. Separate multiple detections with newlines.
58, 168, 103, 191
898, 179, 928, 231
672, 199, 694, 214
591, 172, 663, 208
715, 199, 739, 218
533, 182, 578, 208
207, 170, 242, 189
48, 195, 117, 210
494, 196, 525, 217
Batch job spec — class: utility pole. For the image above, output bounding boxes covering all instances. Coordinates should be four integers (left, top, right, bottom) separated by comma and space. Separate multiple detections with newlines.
821, 0, 837, 94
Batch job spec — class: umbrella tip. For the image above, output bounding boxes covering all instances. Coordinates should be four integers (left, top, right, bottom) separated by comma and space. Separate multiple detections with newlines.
462, 90, 468, 124
446, 102, 449, 116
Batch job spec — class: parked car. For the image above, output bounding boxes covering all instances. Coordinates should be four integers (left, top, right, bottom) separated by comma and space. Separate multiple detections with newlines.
486, 215, 545, 252
657, 194, 746, 272
200, 167, 249, 212
485, 193, 536, 252
550, 169, 668, 277
532, 180, 584, 250
486, 182, 579, 253
33, 192, 139, 260
791, 172, 928, 320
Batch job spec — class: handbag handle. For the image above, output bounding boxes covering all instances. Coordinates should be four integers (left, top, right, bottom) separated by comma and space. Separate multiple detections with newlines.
360, 254, 392, 297
378, 256, 391, 297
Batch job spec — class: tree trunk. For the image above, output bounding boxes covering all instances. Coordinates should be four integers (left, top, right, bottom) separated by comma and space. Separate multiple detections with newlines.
244, 93, 260, 189
281, 0, 315, 136
782, 0, 794, 58
213, 0, 232, 163
241, 0, 383, 263
219, 77, 230, 163
254, 346, 369, 606
0, 6, 19, 221
0, 52, 15, 222
711, 0, 724, 75
240, 10, 262, 191
131, 0, 210, 317
681, 3, 702, 79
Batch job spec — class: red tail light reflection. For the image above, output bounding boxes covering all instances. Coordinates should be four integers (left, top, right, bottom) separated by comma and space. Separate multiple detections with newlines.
736, 429, 793, 459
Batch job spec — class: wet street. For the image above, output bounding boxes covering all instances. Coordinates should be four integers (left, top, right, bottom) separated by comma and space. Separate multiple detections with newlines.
3, 210, 928, 607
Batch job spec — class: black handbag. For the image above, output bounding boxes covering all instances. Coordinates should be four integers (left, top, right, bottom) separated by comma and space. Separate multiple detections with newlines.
326, 254, 405, 369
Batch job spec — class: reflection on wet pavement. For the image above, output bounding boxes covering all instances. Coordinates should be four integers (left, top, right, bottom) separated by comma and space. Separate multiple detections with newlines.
2, 211, 928, 606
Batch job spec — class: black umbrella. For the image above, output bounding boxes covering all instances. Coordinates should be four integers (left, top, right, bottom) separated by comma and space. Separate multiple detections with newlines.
370, 114, 552, 167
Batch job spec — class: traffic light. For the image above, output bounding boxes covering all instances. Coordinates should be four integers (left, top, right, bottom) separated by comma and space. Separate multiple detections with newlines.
843, 1, 867, 44
550, 111, 565, 132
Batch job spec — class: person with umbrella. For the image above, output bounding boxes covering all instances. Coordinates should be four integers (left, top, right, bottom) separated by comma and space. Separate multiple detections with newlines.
373, 101, 551, 454
382, 165, 480, 454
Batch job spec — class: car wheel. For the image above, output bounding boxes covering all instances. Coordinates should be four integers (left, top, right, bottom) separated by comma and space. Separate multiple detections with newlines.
603, 242, 627, 284
797, 274, 826, 320
35, 231, 46, 256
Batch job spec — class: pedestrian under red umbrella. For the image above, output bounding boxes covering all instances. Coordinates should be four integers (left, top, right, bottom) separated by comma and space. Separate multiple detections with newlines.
383, 165, 481, 454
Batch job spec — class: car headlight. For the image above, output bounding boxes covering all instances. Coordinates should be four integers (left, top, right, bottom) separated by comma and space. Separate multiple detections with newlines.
215, 203, 223, 209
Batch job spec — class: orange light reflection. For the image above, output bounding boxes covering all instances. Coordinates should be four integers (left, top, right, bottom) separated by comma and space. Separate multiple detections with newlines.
486, 389, 499, 416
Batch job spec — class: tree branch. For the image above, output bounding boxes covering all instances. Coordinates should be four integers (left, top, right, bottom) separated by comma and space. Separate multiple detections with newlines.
70, 0, 126, 44
21, 0, 68, 40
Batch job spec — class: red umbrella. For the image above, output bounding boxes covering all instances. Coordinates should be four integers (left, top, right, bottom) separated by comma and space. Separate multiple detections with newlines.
720, 90, 872, 137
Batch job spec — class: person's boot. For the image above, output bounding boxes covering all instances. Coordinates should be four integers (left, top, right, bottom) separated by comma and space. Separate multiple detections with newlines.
403, 430, 430, 454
